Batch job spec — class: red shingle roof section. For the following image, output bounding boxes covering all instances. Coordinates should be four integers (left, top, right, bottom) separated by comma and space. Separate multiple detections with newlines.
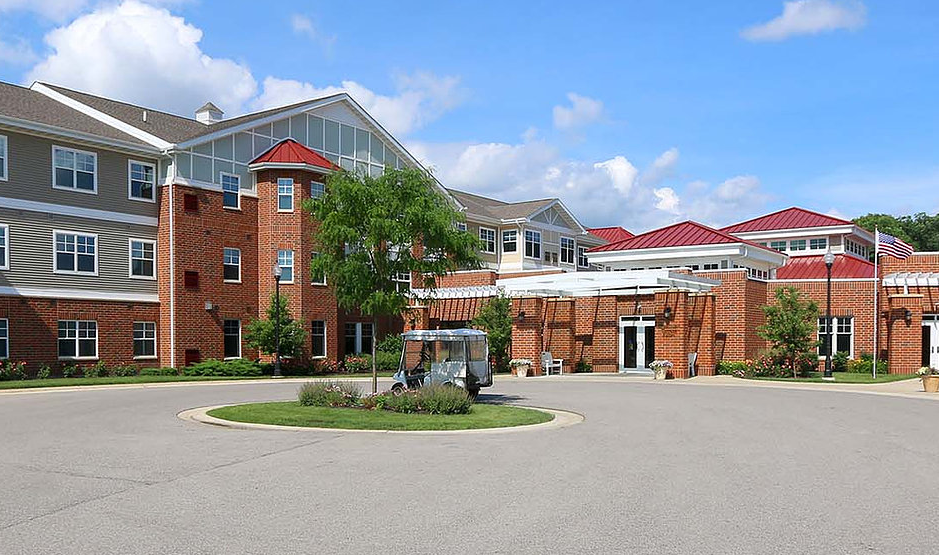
587, 226, 634, 243
250, 138, 336, 170
721, 207, 852, 233
589, 221, 778, 253
775, 254, 874, 280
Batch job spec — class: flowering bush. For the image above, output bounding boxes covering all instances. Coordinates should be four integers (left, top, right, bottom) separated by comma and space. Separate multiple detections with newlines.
509, 359, 532, 368
917, 367, 939, 377
721, 352, 816, 379
297, 381, 472, 415
0, 360, 27, 381
298, 381, 361, 407
342, 356, 372, 373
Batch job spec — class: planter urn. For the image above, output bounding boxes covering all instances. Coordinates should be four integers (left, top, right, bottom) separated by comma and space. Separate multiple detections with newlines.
515, 364, 530, 378
923, 375, 939, 393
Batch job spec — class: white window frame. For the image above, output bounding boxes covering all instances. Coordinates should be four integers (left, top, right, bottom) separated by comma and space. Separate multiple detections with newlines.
277, 249, 294, 284
524, 229, 542, 260
577, 246, 589, 268
789, 239, 807, 252
345, 321, 374, 355
220, 172, 240, 210
223, 319, 242, 359
393, 271, 411, 293
52, 145, 97, 194
53, 230, 98, 276
0, 134, 7, 182
277, 178, 294, 212
311, 320, 327, 359
128, 238, 157, 280
311, 251, 326, 285
818, 316, 854, 360
0, 318, 8, 359
769, 240, 787, 252
310, 180, 325, 199
456, 222, 467, 232
127, 159, 156, 203
223, 247, 242, 283
0, 224, 8, 270
502, 229, 517, 253
133, 321, 157, 360
57, 320, 98, 360
560, 237, 575, 265
809, 238, 828, 251
479, 227, 496, 254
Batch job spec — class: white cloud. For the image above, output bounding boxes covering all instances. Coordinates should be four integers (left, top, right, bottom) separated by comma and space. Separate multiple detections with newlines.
653, 187, 681, 214
290, 13, 336, 54
0, 36, 38, 65
253, 72, 465, 136
552, 92, 605, 130
741, 0, 866, 42
682, 175, 771, 227
26, 0, 257, 116
595, 156, 639, 196
641, 147, 679, 185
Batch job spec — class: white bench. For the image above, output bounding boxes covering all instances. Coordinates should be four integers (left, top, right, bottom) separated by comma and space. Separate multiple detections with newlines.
541, 352, 564, 376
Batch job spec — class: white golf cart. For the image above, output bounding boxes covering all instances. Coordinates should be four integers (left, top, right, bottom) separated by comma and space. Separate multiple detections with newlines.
392, 329, 493, 398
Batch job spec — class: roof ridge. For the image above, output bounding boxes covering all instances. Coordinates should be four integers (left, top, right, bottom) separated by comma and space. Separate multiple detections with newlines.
40, 82, 198, 122
721, 206, 852, 231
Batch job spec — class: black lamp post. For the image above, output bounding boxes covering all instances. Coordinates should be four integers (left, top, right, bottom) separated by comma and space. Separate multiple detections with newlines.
273, 263, 283, 378
824, 249, 835, 379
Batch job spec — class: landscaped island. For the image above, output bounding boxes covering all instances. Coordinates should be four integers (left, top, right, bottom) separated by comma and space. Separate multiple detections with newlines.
206, 381, 554, 431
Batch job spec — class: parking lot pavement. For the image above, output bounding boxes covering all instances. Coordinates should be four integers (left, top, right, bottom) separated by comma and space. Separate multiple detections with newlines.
1, 377, 938, 554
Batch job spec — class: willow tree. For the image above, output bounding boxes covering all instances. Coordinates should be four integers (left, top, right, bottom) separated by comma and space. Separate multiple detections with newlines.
306, 167, 481, 392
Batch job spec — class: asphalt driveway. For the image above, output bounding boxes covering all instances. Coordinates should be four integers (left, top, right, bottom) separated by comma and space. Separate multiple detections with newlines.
1, 377, 937, 554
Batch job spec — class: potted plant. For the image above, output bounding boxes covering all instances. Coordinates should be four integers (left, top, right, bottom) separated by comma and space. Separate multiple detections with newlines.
917, 367, 939, 392
510, 359, 532, 378
649, 360, 674, 380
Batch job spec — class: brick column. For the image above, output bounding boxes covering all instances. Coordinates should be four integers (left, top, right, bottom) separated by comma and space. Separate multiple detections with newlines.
886, 294, 923, 374
511, 297, 544, 375
654, 290, 690, 378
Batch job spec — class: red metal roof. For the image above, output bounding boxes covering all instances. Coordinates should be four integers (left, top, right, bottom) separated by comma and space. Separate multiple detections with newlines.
721, 207, 852, 234
587, 226, 634, 243
250, 138, 336, 170
774, 254, 874, 280
589, 220, 777, 253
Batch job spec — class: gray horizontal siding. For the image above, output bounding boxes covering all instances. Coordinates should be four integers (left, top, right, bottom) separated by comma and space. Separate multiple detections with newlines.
0, 129, 161, 218
0, 207, 157, 295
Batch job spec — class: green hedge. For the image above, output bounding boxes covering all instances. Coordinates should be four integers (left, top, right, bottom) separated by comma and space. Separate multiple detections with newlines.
182, 359, 264, 377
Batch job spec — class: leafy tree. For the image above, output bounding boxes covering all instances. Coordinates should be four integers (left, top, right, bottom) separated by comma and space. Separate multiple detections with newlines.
472, 294, 513, 372
244, 293, 307, 360
307, 167, 481, 392
854, 212, 939, 253
853, 214, 909, 243
758, 287, 819, 378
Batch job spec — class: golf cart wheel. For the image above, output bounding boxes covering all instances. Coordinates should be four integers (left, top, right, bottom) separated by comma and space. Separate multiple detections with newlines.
391, 384, 405, 396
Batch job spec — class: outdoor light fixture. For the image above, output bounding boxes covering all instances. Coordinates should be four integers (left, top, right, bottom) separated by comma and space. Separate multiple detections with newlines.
517, 310, 526, 323
823, 249, 835, 380
273, 263, 283, 378
905, 309, 913, 323
204, 301, 214, 311
663, 306, 673, 320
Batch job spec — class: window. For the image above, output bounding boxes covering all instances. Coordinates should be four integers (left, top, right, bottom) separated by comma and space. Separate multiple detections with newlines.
310, 252, 326, 285
129, 239, 156, 279
221, 173, 240, 209
0, 224, 7, 270
456, 222, 467, 232
183, 193, 199, 211
53, 146, 96, 192
0, 134, 7, 181
54, 231, 96, 275
0, 318, 7, 359
58, 320, 97, 359
818, 316, 853, 358
277, 249, 294, 283
560, 237, 575, 265
393, 271, 411, 293
502, 230, 517, 253
702, 263, 720, 270
184, 271, 199, 289
524, 230, 542, 259
133, 322, 157, 358
223, 247, 241, 282
128, 160, 156, 201
223, 320, 241, 359
310, 181, 325, 199
769, 241, 787, 252
789, 239, 807, 251
810, 238, 828, 250
345, 322, 374, 355
479, 227, 496, 253
577, 246, 589, 268
311, 321, 326, 358
277, 178, 294, 211
845, 238, 868, 258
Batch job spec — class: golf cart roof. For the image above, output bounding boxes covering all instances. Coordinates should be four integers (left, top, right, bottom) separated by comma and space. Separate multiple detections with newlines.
402, 328, 487, 340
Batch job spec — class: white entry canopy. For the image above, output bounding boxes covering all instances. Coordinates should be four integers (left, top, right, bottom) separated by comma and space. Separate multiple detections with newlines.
495, 269, 720, 297
883, 272, 939, 290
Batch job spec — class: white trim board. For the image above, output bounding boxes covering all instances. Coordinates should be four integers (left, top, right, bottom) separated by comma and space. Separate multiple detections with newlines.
0, 197, 158, 227
0, 286, 159, 303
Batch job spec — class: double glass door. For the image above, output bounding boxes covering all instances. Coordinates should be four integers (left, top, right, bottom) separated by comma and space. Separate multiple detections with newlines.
620, 316, 656, 373
923, 316, 939, 369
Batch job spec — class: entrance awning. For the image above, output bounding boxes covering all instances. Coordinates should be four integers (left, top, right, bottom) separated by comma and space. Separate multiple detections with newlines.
883, 272, 939, 290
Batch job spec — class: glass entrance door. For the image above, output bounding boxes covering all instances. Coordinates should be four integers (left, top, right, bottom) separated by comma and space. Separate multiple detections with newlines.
619, 316, 656, 373
923, 318, 939, 369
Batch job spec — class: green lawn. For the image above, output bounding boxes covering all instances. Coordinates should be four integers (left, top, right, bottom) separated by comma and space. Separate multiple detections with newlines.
0, 372, 396, 391
747, 372, 917, 384
207, 401, 554, 431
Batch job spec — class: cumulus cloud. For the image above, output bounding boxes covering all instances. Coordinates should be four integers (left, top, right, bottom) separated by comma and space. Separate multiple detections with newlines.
640, 147, 679, 185
552, 92, 605, 130
682, 175, 771, 227
741, 0, 866, 41
653, 187, 681, 214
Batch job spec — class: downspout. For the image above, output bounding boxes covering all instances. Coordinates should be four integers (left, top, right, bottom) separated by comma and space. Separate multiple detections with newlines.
167, 156, 176, 368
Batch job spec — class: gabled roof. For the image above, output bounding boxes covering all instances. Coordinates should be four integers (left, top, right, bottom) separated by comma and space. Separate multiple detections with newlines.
722, 207, 853, 234
249, 139, 336, 171
775, 254, 874, 280
446, 188, 555, 221
0, 81, 150, 147
588, 226, 634, 243
590, 220, 778, 253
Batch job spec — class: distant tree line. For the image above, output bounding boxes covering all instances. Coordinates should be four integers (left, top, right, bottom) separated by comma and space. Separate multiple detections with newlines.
854, 212, 939, 252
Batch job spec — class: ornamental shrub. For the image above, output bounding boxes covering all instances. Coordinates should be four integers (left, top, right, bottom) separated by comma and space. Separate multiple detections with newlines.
111, 365, 140, 377
83, 360, 109, 378
376, 334, 404, 354
141, 366, 179, 376
61, 364, 78, 378
381, 390, 420, 413
36, 364, 52, 380
832, 351, 849, 373
343, 355, 371, 373
847, 353, 888, 374
574, 359, 592, 373
717, 361, 748, 376
183, 359, 263, 377
375, 351, 400, 372
298, 381, 361, 407
415, 385, 472, 415
0, 360, 27, 381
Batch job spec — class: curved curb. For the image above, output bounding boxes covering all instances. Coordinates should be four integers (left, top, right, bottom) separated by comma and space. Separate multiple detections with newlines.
177, 404, 583, 435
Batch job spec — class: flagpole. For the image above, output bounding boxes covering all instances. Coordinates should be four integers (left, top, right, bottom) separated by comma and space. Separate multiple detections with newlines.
873, 228, 879, 380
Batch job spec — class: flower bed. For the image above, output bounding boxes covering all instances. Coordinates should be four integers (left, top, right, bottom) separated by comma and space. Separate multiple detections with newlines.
297, 381, 472, 415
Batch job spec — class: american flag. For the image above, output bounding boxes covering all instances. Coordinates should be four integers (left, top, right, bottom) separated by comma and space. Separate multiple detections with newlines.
877, 231, 914, 259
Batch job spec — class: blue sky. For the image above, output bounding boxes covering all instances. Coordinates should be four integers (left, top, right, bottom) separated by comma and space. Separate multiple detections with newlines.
0, 0, 937, 231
